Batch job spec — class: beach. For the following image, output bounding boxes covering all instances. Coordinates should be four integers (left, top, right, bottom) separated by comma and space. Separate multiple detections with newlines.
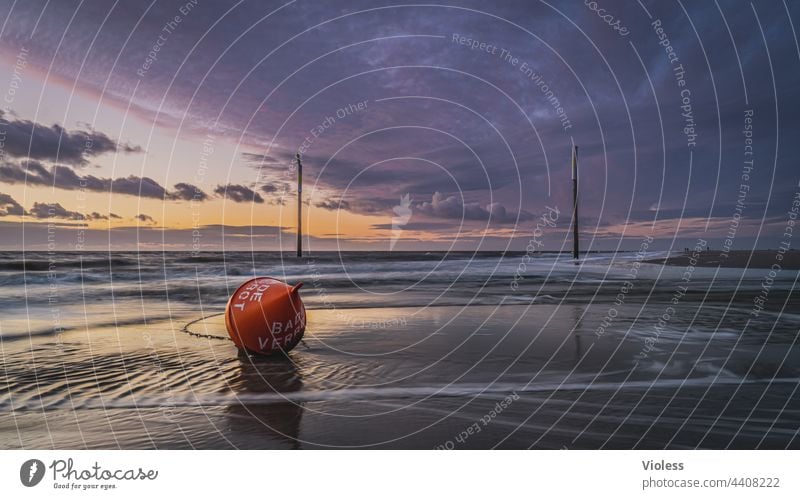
1, 251, 799, 449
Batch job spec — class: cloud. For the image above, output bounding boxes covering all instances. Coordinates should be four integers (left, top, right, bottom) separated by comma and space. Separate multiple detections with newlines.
28, 202, 85, 220
0, 192, 26, 216
318, 197, 398, 216
1, 2, 797, 249
0, 160, 209, 201
258, 182, 292, 205
369, 221, 455, 231
86, 211, 122, 221
110, 175, 170, 198
214, 184, 264, 204
415, 192, 532, 224
1, 193, 119, 221
135, 213, 156, 224
0, 110, 142, 164
171, 182, 209, 201
315, 199, 350, 211
0, 222, 306, 251
258, 150, 532, 224
242, 152, 281, 165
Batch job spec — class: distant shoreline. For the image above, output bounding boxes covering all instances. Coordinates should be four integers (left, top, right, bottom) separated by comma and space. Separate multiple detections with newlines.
645, 250, 800, 270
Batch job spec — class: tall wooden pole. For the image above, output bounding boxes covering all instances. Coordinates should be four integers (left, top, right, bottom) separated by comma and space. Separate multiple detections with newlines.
296, 153, 302, 258
572, 146, 579, 261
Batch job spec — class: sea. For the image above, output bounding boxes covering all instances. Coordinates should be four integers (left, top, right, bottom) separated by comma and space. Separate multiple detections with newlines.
1, 251, 799, 448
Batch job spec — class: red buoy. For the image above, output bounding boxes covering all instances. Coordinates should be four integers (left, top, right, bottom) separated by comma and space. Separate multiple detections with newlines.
224, 277, 306, 355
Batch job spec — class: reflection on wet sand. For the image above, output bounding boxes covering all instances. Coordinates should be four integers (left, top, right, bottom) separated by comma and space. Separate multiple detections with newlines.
226, 351, 304, 449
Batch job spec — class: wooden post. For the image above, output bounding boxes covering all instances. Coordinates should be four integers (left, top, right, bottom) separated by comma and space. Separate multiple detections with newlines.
296, 153, 302, 258
572, 146, 579, 262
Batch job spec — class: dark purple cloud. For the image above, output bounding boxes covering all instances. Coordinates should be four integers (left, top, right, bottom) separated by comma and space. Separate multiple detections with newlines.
0, 192, 26, 216
315, 199, 350, 211
135, 213, 156, 224
214, 184, 264, 204
172, 182, 209, 201
0, 111, 141, 164
415, 191, 532, 224
0, 160, 209, 201
29, 201, 85, 220
86, 211, 121, 221
0, 193, 123, 221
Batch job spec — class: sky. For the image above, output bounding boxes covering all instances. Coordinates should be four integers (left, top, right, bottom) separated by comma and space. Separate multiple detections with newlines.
0, 0, 797, 251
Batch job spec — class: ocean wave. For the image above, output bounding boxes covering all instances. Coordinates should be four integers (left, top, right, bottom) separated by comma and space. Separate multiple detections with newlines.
0, 256, 139, 271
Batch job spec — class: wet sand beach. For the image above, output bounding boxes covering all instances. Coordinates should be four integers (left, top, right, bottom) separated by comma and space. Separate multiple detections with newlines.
2, 304, 799, 449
